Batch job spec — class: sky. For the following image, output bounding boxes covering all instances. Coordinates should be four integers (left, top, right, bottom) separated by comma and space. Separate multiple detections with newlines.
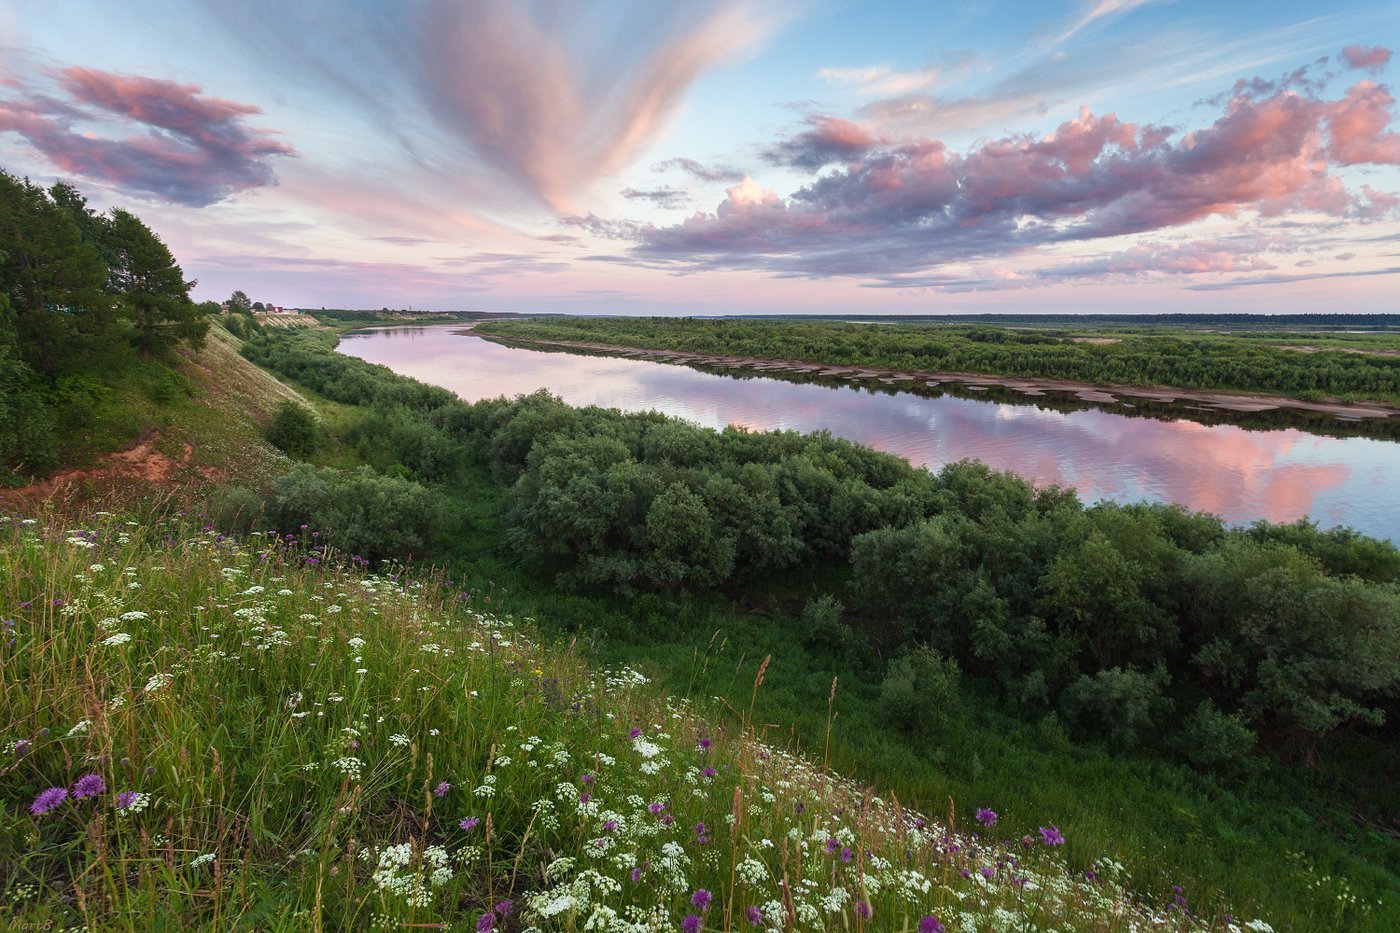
2, 0, 1398, 315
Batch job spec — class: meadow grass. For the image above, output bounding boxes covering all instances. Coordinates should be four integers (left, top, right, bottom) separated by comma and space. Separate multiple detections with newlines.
0, 514, 1283, 931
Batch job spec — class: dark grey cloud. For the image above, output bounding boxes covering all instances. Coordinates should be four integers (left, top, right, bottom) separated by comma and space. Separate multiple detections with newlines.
620, 186, 690, 208
652, 156, 747, 183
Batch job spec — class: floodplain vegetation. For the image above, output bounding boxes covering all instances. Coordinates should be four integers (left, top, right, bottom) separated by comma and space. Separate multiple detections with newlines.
232, 326, 1400, 930
472, 316, 1400, 406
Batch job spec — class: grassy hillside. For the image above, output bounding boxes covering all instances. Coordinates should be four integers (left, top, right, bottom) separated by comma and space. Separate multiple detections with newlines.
0, 515, 1255, 931
1, 320, 305, 511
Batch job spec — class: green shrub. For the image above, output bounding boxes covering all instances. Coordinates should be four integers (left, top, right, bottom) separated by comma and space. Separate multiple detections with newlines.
879, 645, 961, 735
265, 400, 320, 459
265, 463, 446, 560
800, 594, 860, 659
207, 485, 263, 536
1178, 700, 1258, 770
1061, 665, 1171, 749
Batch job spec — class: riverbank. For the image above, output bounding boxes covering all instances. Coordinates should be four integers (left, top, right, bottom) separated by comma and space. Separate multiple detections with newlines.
474, 332, 1400, 421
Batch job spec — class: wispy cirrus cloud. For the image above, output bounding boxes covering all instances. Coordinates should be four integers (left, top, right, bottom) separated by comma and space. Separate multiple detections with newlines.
0, 66, 294, 206
198, 0, 777, 213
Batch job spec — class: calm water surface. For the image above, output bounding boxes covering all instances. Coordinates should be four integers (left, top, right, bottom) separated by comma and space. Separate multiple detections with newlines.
339, 326, 1400, 542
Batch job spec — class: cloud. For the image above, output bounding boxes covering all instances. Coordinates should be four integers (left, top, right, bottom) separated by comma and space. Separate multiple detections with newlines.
1341, 46, 1393, 73
816, 52, 977, 98
413, 1, 775, 210
652, 157, 748, 183
189, 0, 776, 212
1324, 81, 1400, 164
763, 114, 881, 169
613, 72, 1400, 286
1053, 0, 1156, 45
620, 186, 691, 208
370, 235, 439, 246
0, 66, 293, 206
1183, 266, 1400, 291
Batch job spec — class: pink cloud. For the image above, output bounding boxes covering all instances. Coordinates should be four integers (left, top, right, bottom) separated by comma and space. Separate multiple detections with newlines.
0, 67, 293, 206
416, 1, 773, 210
764, 114, 883, 169
1324, 81, 1400, 165
622, 74, 1400, 283
1341, 46, 1393, 73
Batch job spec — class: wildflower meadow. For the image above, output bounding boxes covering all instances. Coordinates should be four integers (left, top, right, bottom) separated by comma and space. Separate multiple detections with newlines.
1, 513, 1279, 930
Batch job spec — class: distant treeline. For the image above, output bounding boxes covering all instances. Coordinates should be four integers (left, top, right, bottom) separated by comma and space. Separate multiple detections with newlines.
476, 317, 1400, 404
0, 172, 210, 473
243, 328, 1400, 773
721, 312, 1400, 329
308, 309, 526, 323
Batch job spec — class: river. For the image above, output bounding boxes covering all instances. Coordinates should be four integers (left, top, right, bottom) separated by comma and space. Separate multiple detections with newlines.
338, 325, 1400, 542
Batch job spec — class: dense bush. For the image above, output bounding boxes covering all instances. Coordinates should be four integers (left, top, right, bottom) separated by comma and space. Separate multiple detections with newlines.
206, 485, 264, 535
265, 463, 447, 561
880, 646, 962, 735
264, 400, 320, 459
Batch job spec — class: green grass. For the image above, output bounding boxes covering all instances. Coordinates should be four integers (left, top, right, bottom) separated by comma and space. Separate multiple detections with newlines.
0, 515, 1244, 931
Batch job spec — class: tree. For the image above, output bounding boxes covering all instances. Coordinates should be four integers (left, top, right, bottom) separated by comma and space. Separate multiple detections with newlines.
0, 171, 109, 371
227, 290, 252, 314
105, 208, 207, 357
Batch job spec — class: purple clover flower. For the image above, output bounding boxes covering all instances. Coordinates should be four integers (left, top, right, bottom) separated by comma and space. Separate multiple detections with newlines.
975, 807, 998, 826
494, 900, 513, 918
745, 905, 764, 926
30, 787, 68, 815
681, 915, 702, 933
72, 773, 106, 799
459, 816, 481, 831
855, 900, 871, 920
919, 917, 946, 933
433, 781, 451, 798
1039, 824, 1065, 846
691, 888, 712, 912
840, 846, 854, 864
475, 914, 494, 933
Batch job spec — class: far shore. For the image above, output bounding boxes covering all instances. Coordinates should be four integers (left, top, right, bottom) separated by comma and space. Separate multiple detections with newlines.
470, 331, 1400, 421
